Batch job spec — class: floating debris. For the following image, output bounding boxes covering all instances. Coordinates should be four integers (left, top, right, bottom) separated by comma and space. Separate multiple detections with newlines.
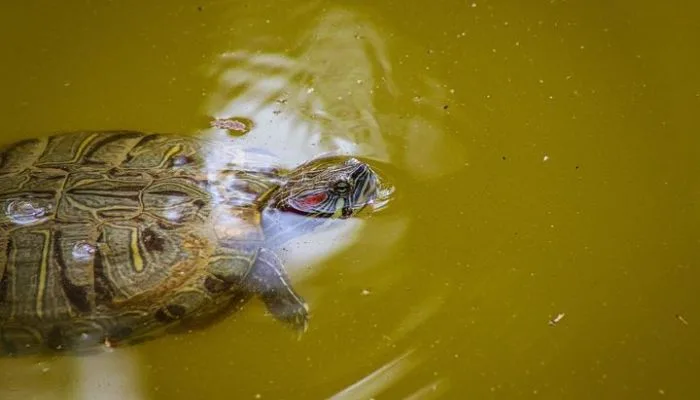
210, 116, 254, 136
548, 312, 566, 326
676, 314, 689, 326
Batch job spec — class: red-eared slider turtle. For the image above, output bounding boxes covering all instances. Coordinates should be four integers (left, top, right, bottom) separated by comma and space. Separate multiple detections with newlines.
0, 131, 385, 355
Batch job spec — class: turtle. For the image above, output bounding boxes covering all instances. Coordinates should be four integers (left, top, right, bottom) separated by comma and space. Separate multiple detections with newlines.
0, 130, 385, 356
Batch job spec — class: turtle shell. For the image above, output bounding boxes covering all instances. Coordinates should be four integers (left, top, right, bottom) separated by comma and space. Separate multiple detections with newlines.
0, 131, 281, 355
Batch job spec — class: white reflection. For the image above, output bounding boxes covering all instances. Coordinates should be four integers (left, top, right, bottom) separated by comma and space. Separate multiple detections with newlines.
71, 241, 96, 264
5, 199, 50, 226
329, 349, 448, 400
203, 8, 465, 179
329, 350, 420, 400
403, 378, 450, 400
201, 8, 416, 276
74, 349, 143, 400
0, 348, 143, 400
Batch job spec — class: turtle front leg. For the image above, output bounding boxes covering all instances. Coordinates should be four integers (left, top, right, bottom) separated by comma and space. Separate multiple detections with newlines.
247, 248, 308, 332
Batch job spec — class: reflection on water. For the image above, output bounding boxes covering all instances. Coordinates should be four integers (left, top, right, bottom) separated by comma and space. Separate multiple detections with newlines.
0, 348, 143, 400
202, 8, 409, 274
5, 199, 51, 226
328, 349, 446, 400
204, 8, 465, 179
74, 349, 143, 400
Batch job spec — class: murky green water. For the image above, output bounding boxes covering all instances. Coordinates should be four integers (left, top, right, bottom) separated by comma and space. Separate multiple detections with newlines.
1, 0, 698, 398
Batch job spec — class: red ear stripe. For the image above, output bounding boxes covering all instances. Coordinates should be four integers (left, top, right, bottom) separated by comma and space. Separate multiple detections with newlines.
296, 192, 328, 208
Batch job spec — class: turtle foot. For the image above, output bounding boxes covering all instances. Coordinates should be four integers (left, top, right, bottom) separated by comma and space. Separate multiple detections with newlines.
261, 293, 309, 333
249, 248, 309, 332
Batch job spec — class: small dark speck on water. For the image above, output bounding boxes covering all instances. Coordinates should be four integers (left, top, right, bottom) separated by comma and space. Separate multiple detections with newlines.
197, 6, 203, 11
443, 104, 449, 110
502, 156, 507, 161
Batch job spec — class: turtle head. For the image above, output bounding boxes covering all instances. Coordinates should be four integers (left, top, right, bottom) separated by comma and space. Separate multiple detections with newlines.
262, 156, 390, 245
273, 156, 380, 219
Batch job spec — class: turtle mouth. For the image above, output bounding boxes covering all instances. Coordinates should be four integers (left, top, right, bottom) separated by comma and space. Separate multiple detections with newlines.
357, 161, 396, 215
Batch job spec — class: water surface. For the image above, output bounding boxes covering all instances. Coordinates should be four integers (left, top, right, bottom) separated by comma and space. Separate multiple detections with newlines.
1, 0, 698, 398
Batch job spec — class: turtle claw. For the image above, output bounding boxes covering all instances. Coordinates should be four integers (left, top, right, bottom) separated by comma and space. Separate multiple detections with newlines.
261, 292, 309, 332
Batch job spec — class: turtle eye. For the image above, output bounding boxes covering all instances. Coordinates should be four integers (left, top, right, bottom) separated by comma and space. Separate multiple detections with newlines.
331, 179, 351, 195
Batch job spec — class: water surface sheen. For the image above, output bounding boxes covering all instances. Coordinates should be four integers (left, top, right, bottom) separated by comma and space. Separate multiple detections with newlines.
1, 0, 698, 398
